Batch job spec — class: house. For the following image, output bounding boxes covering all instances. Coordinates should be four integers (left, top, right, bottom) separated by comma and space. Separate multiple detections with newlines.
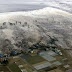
0, 54, 3, 57
64, 65, 70, 68
55, 49, 62, 55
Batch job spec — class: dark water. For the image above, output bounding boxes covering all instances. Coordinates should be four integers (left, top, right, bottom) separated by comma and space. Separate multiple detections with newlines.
0, 4, 47, 13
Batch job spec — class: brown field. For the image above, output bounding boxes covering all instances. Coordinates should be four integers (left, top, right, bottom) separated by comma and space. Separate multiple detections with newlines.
0, 66, 11, 72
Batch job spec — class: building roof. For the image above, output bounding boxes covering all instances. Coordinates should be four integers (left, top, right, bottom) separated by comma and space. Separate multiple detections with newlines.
53, 61, 62, 66
0, 54, 3, 57
34, 62, 52, 70
39, 51, 56, 61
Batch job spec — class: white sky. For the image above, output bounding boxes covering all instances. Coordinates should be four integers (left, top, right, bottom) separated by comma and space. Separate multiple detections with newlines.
0, 0, 71, 4
0, 0, 72, 13
0, 0, 43, 4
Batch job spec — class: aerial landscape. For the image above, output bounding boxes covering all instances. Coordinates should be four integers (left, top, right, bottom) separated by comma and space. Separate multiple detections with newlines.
0, 0, 72, 72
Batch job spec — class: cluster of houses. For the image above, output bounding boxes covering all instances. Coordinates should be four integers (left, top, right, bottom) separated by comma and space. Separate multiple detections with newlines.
28, 40, 62, 56
0, 49, 22, 58
0, 49, 22, 65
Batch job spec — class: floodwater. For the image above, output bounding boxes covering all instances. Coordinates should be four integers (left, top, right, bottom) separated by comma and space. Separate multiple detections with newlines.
0, 4, 47, 13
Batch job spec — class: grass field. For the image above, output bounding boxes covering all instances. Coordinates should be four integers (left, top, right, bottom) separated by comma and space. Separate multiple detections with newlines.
0, 66, 10, 72
26, 56, 47, 65
9, 57, 34, 72
9, 63, 22, 72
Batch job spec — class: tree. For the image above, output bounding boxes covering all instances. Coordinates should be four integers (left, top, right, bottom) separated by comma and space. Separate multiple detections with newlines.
1, 59, 9, 65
